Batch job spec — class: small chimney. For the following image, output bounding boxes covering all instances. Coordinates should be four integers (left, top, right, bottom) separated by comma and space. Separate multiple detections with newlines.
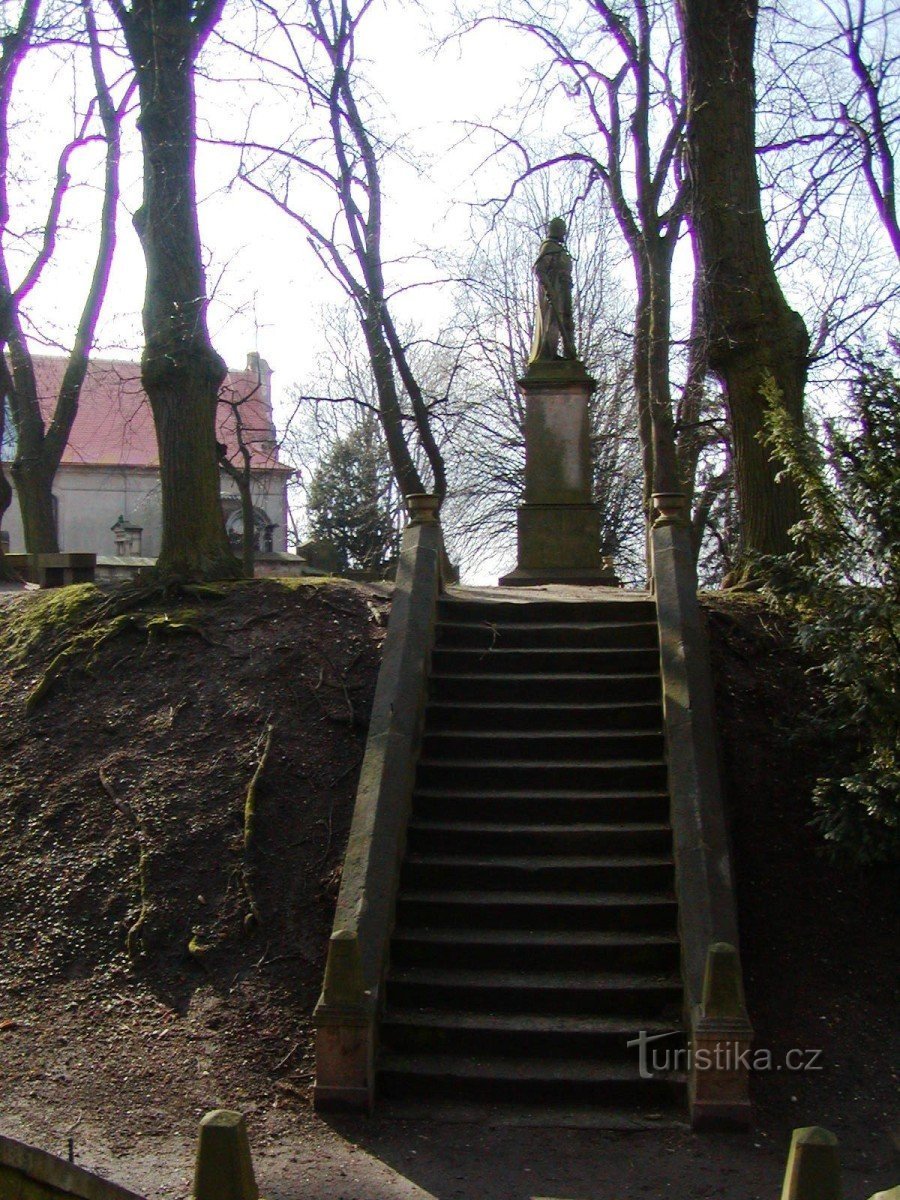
246, 352, 272, 387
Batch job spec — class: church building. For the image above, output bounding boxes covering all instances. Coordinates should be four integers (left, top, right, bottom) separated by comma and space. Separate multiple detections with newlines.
1, 353, 293, 565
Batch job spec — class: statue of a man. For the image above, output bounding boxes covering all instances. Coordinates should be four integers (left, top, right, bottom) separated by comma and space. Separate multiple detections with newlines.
528, 217, 578, 363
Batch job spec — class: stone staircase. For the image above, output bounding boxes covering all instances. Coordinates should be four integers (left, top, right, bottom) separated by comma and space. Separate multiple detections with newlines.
377, 592, 686, 1114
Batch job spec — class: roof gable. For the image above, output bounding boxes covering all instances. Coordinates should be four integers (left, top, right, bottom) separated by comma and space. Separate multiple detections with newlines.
21, 355, 286, 471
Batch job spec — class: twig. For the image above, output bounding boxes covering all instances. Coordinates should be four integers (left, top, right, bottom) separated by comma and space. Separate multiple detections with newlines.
99, 765, 138, 826
274, 1041, 302, 1069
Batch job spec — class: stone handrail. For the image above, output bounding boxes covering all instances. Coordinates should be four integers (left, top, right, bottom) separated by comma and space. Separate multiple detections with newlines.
650, 496, 753, 1128
313, 516, 447, 1111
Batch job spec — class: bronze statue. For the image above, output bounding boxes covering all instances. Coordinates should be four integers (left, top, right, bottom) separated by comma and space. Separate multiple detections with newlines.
528, 217, 578, 363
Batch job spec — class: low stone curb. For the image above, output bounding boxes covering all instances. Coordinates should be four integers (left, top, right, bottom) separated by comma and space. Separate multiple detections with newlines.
0, 1132, 146, 1200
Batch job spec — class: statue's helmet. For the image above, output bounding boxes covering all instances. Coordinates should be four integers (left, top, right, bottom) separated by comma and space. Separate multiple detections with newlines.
547, 217, 567, 240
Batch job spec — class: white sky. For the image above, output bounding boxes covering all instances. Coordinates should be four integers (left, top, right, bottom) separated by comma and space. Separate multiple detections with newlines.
8, 4, 547, 413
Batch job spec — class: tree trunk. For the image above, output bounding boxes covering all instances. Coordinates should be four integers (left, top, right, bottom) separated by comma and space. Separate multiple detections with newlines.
632, 261, 655, 521
10, 456, 56, 553
117, 1, 238, 581
632, 242, 681, 498
0, 403, 13, 578
644, 239, 681, 497
3, 344, 59, 553
237, 474, 256, 579
360, 306, 425, 501
677, 0, 809, 574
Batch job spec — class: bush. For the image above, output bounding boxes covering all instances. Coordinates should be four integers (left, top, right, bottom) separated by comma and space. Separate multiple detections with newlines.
762, 347, 900, 864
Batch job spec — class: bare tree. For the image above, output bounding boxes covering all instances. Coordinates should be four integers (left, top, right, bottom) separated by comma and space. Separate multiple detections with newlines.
216, 382, 262, 580
215, 355, 288, 577
754, 0, 899, 367
0, 0, 128, 556
224, 0, 447, 509
676, 0, 811, 577
773, 0, 899, 261
108, 0, 240, 581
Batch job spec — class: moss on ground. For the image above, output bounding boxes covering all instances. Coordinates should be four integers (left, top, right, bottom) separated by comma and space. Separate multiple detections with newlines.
0, 584, 102, 664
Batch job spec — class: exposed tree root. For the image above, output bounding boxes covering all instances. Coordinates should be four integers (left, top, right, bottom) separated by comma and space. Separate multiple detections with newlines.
24, 606, 222, 714
99, 765, 152, 961
244, 721, 275, 852
241, 721, 275, 929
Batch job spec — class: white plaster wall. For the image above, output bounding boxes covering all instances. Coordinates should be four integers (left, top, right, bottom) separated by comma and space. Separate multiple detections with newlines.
2, 466, 289, 556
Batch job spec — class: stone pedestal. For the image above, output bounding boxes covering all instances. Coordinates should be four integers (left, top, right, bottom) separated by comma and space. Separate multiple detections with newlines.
5, 552, 96, 587
500, 361, 617, 586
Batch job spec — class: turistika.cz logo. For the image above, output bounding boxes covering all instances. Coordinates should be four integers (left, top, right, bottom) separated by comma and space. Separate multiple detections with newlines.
626, 1030, 824, 1080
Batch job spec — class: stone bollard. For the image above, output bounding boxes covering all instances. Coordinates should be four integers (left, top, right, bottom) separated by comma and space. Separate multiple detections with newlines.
192, 1110, 259, 1200
313, 928, 374, 1112
867, 1189, 900, 1200
690, 941, 753, 1129
780, 1126, 841, 1200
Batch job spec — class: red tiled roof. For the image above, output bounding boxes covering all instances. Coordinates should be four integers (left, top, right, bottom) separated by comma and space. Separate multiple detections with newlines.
28, 356, 288, 471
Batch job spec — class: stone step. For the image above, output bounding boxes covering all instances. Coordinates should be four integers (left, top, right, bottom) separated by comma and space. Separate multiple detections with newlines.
421, 729, 665, 763
375, 1098, 686, 1129
384, 965, 682, 1015
411, 789, 671, 823
395, 889, 678, 932
435, 619, 660, 650
379, 1056, 681, 1108
400, 853, 675, 892
379, 1010, 684, 1059
424, 700, 663, 733
431, 646, 661, 675
428, 672, 661, 704
416, 758, 668, 793
389, 928, 681, 972
378, 1052, 684, 1106
406, 818, 672, 856
437, 598, 656, 624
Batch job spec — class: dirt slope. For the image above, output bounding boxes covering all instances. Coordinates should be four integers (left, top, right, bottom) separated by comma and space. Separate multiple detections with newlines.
0, 579, 388, 1176
704, 594, 898, 1168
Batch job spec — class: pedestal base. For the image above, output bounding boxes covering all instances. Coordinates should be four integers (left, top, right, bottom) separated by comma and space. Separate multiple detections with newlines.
499, 565, 619, 586
499, 503, 619, 587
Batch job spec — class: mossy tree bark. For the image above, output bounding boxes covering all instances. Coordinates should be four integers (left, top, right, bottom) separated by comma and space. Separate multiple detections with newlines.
110, 0, 239, 581
677, 0, 809, 575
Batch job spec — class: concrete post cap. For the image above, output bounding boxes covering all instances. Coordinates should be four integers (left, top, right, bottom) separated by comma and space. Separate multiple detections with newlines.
701, 942, 749, 1021
322, 928, 367, 1007
781, 1126, 841, 1200
192, 1109, 259, 1200
651, 492, 689, 526
405, 493, 441, 524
